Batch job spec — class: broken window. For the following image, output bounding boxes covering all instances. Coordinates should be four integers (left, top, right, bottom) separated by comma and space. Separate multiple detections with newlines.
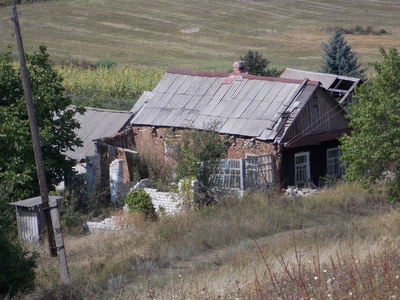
327, 148, 344, 177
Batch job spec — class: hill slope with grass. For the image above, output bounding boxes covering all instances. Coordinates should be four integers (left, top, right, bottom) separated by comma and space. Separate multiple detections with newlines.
1, 0, 399, 72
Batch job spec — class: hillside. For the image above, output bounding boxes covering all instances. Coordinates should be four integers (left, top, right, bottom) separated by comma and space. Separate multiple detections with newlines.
1, 0, 399, 72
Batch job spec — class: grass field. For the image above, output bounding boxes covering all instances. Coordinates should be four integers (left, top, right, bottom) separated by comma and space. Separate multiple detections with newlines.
27, 183, 400, 299
1, 0, 400, 72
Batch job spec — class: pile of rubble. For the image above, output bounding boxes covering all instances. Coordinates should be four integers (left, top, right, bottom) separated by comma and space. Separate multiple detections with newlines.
282, 186, 318, 197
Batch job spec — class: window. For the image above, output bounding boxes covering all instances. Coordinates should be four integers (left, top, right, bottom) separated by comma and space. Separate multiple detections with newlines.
327, 148, 344, 177
295, 152, 310, 184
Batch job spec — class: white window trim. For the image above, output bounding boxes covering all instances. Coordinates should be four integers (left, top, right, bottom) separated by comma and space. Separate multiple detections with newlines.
295, 151, 310, 185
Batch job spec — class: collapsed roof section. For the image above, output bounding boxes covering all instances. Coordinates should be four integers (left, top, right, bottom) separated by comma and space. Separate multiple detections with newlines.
280, 68, 361, 104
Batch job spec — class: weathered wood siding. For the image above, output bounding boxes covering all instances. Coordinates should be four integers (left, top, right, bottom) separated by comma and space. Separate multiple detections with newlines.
280, 140, 341, 187
283, 87, 348, 141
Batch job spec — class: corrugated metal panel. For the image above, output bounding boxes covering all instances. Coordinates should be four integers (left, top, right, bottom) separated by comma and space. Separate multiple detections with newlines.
235, 79, 259, 99
221, 80, 244, 100
185, 76, 207, 95
176, 76, 194, 94
281, 68, 337, 88
65, 108, 132, 161
145, 92, 164, 109
190, 95, 209, 111
10, 195, 62, 207
153, 73, 179, 93
18, 209, 39, 244
210, 100, 229, 116
243, 79, 266, 100
131, 91, 154, 113
195, 77, 218, 95
156, 92, 174, 108
166, 75, 188, 94
130, 71, 322, 141
204, 78, 223, 96
240, 100, 262, 119
228, 99, 253, 118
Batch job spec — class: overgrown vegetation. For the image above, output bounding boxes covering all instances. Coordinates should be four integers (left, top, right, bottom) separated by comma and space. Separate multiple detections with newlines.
124, 189, 156, 220
28, 183, 400, 299
130, 153, 173, 192
166, 124, 228, 204
0, 230, 37, 297
59, 175, 112, 234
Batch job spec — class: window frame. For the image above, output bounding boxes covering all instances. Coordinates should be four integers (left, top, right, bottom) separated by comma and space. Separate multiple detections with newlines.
295, 151, 310, 185
326, 147, 344, 177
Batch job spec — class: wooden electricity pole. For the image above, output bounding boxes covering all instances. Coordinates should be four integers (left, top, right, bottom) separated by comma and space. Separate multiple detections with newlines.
12, 5, 70, 284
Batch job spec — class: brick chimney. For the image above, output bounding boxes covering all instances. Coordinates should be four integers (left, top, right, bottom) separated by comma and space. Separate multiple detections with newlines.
232, 61, 246, 74
224, 61, 246, 84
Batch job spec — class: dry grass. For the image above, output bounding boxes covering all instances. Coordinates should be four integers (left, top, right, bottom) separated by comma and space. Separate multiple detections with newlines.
1, 0, 400, 72
22, 183, 400, 299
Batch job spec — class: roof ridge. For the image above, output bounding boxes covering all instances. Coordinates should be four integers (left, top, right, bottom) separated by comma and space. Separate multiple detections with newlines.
166, 69, 319, 85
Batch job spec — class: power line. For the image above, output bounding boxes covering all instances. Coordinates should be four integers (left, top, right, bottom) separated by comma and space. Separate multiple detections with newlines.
284, 101, 344, 147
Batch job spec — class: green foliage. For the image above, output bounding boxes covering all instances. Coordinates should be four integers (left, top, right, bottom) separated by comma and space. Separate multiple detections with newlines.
340, 47, 400, 202
90, 59, 116, 69
166, 123, 228, 203
240, 50, 283, 77
124, 189, 156, 218
58, 176, 112, 233
0, 45, 83, 230
320, 30, 365, 78
131, 153, 173, 192
0, 230, 37, 296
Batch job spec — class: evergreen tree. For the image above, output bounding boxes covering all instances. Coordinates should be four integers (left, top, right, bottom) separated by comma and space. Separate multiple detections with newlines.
240, 50, 282, 77
320, 30, 365, 77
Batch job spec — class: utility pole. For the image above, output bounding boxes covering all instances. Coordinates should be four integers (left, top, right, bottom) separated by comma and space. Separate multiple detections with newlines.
11, 5, 70, 284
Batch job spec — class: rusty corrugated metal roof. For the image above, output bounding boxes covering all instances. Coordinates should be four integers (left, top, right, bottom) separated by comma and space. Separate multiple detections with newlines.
66, 107, 133, 161
131, 69, 318, 141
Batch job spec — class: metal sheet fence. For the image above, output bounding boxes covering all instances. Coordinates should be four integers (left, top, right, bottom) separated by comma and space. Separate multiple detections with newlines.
213, 154, 274, 190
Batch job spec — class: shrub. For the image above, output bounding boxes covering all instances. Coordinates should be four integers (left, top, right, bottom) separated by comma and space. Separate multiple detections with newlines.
124, 189, 156, 219
90, 59, 116, 69
0, 231, 37, 296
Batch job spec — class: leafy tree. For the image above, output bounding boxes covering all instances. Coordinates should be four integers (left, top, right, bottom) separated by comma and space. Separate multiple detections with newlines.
0, 45, 83, 230
339, 47, 400, 201
320, 30, 365, 78
240, 50, 282, 77
0, 229, 37, 296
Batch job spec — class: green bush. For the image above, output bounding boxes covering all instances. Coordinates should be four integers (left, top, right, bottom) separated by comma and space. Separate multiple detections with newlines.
90, 59, 116, 69
0, 231, 37, 296
124, 189, 156, 218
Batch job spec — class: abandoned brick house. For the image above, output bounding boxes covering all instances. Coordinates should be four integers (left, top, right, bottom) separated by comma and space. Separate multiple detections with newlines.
96, 62, 352, 189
